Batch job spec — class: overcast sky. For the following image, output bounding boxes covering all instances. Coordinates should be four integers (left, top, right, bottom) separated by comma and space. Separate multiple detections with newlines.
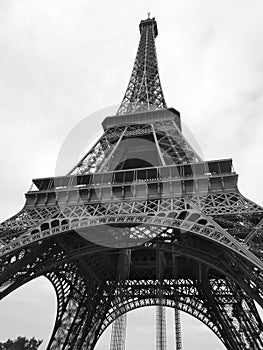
0, 0, 263, 349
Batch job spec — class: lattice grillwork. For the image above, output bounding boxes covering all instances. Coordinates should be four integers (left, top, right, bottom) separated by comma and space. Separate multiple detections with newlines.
117, 18, 166, 115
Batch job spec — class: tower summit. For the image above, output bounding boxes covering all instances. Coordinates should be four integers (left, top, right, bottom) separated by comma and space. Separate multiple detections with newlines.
0, 16, 263, 350
117, 17, 167, 115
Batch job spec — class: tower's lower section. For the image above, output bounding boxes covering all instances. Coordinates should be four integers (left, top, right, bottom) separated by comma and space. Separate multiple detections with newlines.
0, 224, 263, 350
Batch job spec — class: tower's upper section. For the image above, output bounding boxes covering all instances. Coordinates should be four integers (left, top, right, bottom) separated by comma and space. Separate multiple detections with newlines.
116, 17, 167, 116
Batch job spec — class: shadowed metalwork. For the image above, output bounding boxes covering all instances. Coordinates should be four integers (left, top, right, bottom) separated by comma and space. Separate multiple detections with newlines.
117, 17, 167, 115
1, 16, 263, 350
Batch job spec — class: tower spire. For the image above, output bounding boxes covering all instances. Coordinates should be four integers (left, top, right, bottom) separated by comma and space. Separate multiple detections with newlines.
117, 17, 167, 115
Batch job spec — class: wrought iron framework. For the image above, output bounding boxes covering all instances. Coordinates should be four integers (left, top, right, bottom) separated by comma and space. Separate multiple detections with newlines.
0, 15, 263, 350
117, 17, 167, 115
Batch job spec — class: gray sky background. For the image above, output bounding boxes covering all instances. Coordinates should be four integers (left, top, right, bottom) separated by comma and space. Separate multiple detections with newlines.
0, 0, 263, 349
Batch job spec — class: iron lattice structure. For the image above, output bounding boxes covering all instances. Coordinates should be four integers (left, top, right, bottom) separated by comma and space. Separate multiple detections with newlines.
1, 16, 263, 350
117, 17, 167, 115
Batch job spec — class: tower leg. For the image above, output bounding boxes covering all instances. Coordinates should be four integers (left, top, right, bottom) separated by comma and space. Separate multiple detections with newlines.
174, 308, 182, 350
200, 268, 263, 350
109, 249, 131, 350
156, 303, 167, 350
46, 269, 114, 350
110, 314, 127, 350
172, 250, 182, 350
156, 251, 167, 350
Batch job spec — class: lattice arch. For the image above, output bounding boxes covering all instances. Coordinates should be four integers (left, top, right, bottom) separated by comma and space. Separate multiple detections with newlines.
2, 205, 262, 271
98, 295, 223, 342
0, 235, 262, 349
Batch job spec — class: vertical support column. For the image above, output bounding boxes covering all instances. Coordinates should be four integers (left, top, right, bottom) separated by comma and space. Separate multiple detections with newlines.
110, 250, 131, 350
156, 302, 167, 350
172, 252, 183, 350
110, 314, 127, 350
174, 308, 182, 350
156, 251, 167, 350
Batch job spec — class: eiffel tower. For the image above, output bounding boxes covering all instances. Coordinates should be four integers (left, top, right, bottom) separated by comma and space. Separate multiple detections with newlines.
1, 15, 263, 350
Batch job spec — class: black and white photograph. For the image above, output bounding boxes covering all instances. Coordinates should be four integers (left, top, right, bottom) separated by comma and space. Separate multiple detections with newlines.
0, 1, 263, 349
